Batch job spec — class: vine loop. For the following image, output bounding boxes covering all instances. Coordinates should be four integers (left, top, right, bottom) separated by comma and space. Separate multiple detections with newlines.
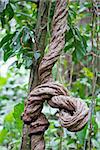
22, 0, 89, 149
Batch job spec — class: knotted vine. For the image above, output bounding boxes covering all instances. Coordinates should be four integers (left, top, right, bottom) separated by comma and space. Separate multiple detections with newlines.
22, 0, 89, 149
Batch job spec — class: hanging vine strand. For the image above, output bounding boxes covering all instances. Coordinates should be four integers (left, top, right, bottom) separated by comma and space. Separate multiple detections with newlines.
22, 0, 89, 149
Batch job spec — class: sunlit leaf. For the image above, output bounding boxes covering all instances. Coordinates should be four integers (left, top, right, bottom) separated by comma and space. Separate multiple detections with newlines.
13, 103, 24, 120
83, 67, 94, 79
0, 76, 8, 88
4, 111, 14, 123
0, 129, 8, 144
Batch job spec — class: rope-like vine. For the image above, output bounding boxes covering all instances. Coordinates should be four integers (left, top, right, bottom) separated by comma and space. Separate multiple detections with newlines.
22, 0, 89, 149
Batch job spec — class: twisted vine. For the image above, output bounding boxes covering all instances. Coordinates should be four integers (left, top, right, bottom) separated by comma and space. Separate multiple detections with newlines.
22, 0, 89, 149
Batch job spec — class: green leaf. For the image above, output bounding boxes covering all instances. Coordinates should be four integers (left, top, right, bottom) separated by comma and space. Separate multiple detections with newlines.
72, 39, 86, 63
64, 42, 74, 52
13, 103, 24, 129
4, 111, 14, 123
92, 116, 98, 136
24, 57, 33, 69
0, 2, 14, 27
13, 103, 24, 121
0, 34, 13, 48
67, 138, 75, 145
74, 28, 87, 53
73, 27, 82, 40
0, 12, 5, 28
3, 43, 13, 61
95, 106, 100, 111
0, 76, 8, 89
76, 125, 88, 145
68, 7, 77, 22
11, 29, 23, 53
84, 1, 92, 8
4, 111, 15, 130
0, 129, 8, 144
16, 61, 23, 69
22, 27, 31, 44
5, 3, 14, 21
65, 28, 73, 41
83, 67, 94, 79
65, 26, 87, 63
0, 33, 15, 61
12, 28, 23, 45
72, 49, 77, 63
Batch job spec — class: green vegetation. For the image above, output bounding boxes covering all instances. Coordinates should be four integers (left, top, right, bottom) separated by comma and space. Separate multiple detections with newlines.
0, 0, 99, 149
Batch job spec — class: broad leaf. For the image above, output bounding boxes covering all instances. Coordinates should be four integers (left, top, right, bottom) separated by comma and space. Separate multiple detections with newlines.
76, 125, 88, 145
13, 103, 24, 120
0, 34, 13, 48
5, 3, 14, 21
0, 129, 8, 144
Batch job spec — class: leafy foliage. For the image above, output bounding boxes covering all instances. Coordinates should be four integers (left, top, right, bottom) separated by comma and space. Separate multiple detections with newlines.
0, 0, 99, 150
0, 66, 28, 149
0, 0, 37, 69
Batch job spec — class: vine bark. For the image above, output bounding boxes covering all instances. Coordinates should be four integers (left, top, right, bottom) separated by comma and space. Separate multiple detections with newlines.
22, 0, 89, 150
21, 0, 51, 149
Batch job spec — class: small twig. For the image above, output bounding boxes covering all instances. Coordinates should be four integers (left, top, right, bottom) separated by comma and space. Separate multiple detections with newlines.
69, 60, 74, 88
88, 1, 98, 149
86, 52, 100, 58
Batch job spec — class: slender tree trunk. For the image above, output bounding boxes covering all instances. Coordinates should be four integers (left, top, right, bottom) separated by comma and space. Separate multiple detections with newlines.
20, 1, 51, 149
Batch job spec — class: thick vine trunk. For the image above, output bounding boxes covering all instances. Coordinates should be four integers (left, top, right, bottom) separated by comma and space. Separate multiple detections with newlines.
22, 1, 89, 150
20, 1, 51, 149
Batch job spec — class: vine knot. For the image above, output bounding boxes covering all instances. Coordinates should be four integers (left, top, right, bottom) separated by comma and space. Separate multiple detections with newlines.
22, 0, 89, 149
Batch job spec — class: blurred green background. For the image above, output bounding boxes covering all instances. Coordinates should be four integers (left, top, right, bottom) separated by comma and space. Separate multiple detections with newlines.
0, 0, 100, 149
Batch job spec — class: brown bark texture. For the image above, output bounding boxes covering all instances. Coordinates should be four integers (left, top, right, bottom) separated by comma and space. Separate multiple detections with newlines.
22, 0, 89, 150
21, 0, 51, 149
